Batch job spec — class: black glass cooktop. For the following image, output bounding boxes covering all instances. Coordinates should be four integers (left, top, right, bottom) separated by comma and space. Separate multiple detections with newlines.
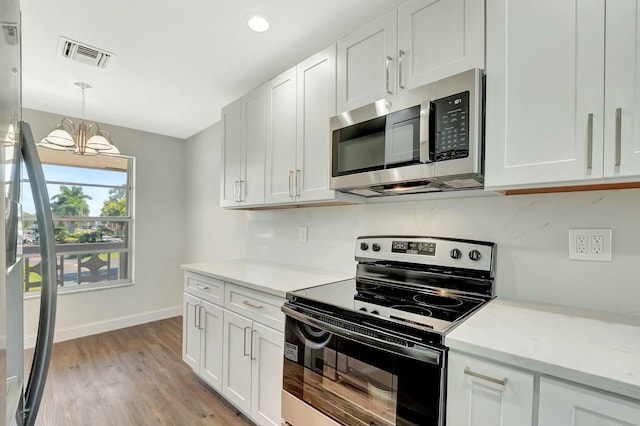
287, 277, 487, 334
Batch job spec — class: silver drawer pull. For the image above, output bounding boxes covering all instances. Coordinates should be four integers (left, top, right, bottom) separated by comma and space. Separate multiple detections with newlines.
243, 326, 251, 357
385, 56, 393, 94
586, 113, 593, 169
195, 283, 210, 290
464, 367, 507, 387
242, 300, 263, 309
615, 107, 622, 166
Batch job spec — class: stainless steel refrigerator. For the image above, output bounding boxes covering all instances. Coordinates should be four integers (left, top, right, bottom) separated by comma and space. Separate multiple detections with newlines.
2, 0, 58, 424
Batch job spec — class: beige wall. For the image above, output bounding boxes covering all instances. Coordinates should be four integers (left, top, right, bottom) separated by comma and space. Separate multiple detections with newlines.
23, 109, 187, 344
183, 122, 247, 262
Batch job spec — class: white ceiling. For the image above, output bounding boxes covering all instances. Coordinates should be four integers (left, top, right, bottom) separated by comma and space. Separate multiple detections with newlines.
20, 0, 406, 139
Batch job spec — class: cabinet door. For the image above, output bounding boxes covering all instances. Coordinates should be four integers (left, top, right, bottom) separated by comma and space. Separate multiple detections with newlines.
241, 85, 266, 205
397, 0, 484, 90
220, 98, 243, 207
296, 45, 337, 202
446, 352, 534, 426
603, 1, 640, 178
484, 0, 605, 190
539, 377, 640, 426
199, 300, 224, 392
337, 10, 397, 113
250, 323, 284, 426
222, 309, 253, 415
265, 67, 297, 204
182, 292, 201, 371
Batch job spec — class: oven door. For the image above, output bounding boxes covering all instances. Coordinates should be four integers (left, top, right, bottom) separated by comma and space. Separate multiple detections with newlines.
282, 307, 445, 426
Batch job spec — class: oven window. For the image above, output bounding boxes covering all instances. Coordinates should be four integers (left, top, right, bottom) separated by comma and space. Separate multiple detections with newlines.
284, 317, 443, 426
338, 133, 385, 174
333, 116, 386, 176
304, 348, 398, 426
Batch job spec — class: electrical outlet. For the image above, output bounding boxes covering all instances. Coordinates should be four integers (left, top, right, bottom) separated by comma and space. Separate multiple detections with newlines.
569, 228, 612, 261
591, 235, 604, 254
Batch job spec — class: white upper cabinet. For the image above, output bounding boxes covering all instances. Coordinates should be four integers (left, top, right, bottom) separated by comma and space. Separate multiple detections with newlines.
603, 1, 640, 178
220, 99, 243, 207
266, 45, 354, 205
337, 11, 397, 113
337, 0, 484, 113
265, 67, 298, 204
296, 45, 337, 202
220, 86, 266, 207
485, 0, 640, 191
241, 86, 267, 205
397, 0, 484, 90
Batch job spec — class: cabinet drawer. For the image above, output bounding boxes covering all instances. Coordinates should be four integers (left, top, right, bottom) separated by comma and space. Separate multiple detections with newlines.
184, 272, 224, 306
225, 284, 285, 332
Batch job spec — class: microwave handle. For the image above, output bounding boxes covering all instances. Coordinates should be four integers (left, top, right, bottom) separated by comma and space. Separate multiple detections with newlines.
419, 99, 433, 163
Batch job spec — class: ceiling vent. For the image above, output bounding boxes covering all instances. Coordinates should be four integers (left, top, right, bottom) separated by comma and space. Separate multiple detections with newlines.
57, 37, 112, 69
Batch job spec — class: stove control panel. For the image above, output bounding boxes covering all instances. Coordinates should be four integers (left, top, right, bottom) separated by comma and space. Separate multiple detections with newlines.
355, 236, 495, 273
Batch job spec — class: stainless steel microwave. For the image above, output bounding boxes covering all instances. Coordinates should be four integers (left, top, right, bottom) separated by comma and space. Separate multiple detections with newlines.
330, 68, 484, 196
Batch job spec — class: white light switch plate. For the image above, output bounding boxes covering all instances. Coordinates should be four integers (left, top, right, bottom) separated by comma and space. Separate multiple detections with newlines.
299, 226, 308, 243
569, 228, 612, 261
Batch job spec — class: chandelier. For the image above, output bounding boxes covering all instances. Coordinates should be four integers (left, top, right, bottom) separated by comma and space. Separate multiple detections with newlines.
39, 82, 120, 156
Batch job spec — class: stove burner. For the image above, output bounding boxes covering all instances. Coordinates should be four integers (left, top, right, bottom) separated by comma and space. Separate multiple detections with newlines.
391, 304, 433, 317
413, 293, 464, 307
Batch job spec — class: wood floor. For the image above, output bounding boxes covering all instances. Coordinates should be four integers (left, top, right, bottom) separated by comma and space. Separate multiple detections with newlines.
32, 317, 254, 426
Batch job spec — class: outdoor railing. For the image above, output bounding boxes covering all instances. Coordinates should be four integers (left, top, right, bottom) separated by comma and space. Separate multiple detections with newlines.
23, 241, 128, 292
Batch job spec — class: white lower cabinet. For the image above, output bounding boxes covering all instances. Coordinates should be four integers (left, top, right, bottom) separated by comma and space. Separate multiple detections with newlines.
199, 299, 224, 390
222, 309, 253, 413
446, 351, 534, 426
183, 272, 285, 426
447, 351, 640, 426
250, 322, 284, 426
182, 293, 224, 392
222, 308, 284, 426
538, 377, 640, 426
182, 292, 201, 371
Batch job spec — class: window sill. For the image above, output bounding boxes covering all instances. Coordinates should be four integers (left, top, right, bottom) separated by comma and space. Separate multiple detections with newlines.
23, 280, 134, 300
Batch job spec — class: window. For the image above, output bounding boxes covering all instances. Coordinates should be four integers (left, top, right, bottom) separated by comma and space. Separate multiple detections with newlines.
22, 149, 134, 293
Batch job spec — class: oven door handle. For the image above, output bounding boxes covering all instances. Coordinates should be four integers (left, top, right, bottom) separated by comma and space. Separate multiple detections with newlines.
282, 305, 442, 365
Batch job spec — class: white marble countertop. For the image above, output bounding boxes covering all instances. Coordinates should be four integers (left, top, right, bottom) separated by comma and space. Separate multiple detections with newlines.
446, 299, 640, 400
180, 259, 353, 298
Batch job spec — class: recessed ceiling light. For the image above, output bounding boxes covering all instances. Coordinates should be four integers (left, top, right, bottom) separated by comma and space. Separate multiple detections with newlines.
248, 15, 270, 32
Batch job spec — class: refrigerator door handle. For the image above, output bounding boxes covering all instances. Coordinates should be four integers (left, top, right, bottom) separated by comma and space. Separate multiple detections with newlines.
20, 121, 58, 426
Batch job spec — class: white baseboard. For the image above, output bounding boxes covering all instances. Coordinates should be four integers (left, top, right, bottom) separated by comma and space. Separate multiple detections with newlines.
24, 305, 182, 349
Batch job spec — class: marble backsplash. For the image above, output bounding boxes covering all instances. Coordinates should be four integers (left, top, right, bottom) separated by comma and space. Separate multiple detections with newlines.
245, 189, 640, 317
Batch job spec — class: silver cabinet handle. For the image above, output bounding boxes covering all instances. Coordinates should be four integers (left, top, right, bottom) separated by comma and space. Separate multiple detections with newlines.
464, 367, 507, 387
239, 180, 245, 202
398, 50, 405, 90
198, 305, 204, 330
250, 329, 257, 360
288, 170, 294, 197
587, 113, 593, 169
385, 56, 393, 94
233, 181, 241, 202
615, 107, 622, 166
243, 326, 251, 356
242, 300, 264, 309
295, 169, 300, 197
195, 283, 209, 291
194, 304, 200, 329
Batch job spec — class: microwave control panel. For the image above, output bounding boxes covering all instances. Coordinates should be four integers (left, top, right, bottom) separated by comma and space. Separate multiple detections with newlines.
433, 91, 469, 162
